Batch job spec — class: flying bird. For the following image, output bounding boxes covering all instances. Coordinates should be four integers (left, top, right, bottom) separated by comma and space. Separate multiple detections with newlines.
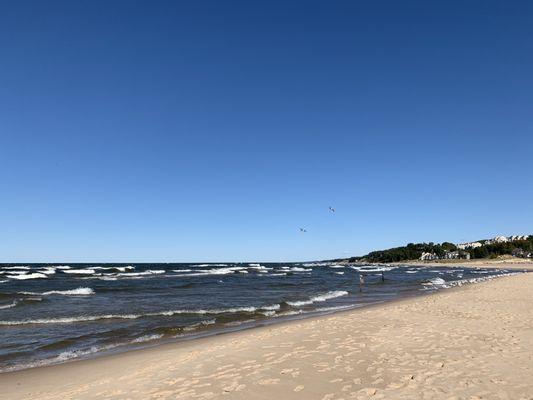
329, 206, 335, 213
300, 228, 307, 233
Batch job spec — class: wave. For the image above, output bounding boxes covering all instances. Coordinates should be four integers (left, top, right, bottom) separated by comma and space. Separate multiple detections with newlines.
351, 266, 396, 272
248, 264, 271, 271
328, 264, 345, 268
282, 267, 312, 272
6, 273, 48, 280
132, 334, 164, 343
182, 319, 216, 332
94, 266, 135, 273
54, 266, 71, 270
37, 268, 56, 275
171, 267, 246, 277
63, 269, 96, 275
1, 266, 31, 270
334, 271, 344, 275
193, 264, 228, 267
0, 301, 18, 310
0, 304, 278, 326
20, 287, 95, 296
115, 270, 165, 277
423, 277, 446, 286
286, 290, 349, 307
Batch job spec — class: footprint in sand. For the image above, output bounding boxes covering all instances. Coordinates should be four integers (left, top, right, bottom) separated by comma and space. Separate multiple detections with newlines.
294, 385, 305, 392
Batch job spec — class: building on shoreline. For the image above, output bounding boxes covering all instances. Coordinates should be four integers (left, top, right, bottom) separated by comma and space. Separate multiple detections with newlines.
457, 235, 530, 250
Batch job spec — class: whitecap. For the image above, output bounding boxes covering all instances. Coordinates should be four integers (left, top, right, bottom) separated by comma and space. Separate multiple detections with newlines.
0, 301, 18, 310
63, 269, 96, 275
20, 287, 95, 296
38, 268, 56, 275
115, 270, 165, 277
6, 273, 47, 280
286, 290, 349, 307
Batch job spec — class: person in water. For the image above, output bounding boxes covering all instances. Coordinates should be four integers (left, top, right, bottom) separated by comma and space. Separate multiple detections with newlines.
359, 274, 365, 291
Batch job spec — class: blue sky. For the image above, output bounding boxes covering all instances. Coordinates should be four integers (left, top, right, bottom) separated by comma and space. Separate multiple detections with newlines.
1, 1, 532, 262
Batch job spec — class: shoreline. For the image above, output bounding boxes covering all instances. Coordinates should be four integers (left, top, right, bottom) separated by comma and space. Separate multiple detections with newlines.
2, 271, 532, 399
396, 259, 533, 270
0, 264, 520, 375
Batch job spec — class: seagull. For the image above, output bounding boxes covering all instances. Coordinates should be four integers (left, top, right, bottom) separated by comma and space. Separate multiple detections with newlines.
329, 206, 335, 213
300, 228, 307, 233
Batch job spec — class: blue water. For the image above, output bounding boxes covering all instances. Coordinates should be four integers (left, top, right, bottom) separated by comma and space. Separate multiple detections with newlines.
0, 262, 517, 372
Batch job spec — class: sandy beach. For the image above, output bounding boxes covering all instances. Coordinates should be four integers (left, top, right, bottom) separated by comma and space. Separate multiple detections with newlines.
1, 267, 532, 400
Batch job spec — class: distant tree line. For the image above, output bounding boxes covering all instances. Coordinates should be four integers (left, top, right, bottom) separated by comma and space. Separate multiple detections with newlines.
469, 238, 533, 259
347, 236, 533, 263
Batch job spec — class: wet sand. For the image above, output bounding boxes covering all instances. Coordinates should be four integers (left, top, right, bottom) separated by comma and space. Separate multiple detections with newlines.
1, 272, 532, 399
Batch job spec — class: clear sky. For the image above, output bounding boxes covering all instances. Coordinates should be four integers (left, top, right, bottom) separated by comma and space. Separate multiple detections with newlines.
1, 1, 532, 262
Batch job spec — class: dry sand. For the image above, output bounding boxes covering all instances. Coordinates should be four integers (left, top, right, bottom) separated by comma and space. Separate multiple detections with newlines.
1, 272, 533, 400
396, 258, 533, 270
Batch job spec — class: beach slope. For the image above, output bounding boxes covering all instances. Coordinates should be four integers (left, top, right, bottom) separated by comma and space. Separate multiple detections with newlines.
1, 273, 532, 399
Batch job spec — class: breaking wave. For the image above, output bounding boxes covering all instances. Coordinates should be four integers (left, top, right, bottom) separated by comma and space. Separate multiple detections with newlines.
0, 304, 281, 326
286, 290, 349, 307
19, 288, 95, 296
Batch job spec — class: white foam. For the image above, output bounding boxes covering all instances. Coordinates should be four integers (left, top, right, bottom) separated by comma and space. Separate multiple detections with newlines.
329, 264, 345, 268
423, 277, 446, 286
6, 273, 47, 280
64, 269, 95, 274
20, 287, 95, 296
351, 266, 396, 272
248, 264, 272, 271
115, 270, 165, 277
172, 269, 192, 273
262, 303, 281, 311
260, 310, 276, 317
132, 334, 164, 343
182, 319, 216, 332
0, 301, 18, 310
2, 266, 31, 270
54, 266, 71, 270
37, 268, 56, 275
286, 290, 349, 307
334, 271, 345, 275
193, 264, 228, 267
172, 266, 245, 277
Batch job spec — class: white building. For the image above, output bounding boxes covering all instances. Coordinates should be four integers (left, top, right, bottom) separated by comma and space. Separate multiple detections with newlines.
456, 241, 482, 250
420, 252, 438, 261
